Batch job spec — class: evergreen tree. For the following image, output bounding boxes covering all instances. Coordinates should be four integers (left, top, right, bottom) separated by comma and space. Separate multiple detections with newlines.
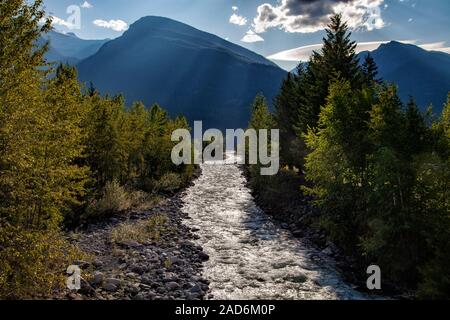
404, 97, 428, 156
275, 69, 307, 169
362, 53, 381, 86
84, 94, 129, 186
249, 93, 275, 130
291, 14, 365, 166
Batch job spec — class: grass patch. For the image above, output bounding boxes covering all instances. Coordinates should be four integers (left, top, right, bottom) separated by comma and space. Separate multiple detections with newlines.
111, 214, 168, 244
86, 180, 164, 218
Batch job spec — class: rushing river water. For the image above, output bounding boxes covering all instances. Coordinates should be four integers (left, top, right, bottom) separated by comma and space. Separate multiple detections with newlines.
181, 153, 367, 300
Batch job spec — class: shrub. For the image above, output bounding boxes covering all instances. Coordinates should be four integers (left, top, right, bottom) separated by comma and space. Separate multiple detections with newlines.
92, 180, 131, 214
0, 225, 85, 299
128, 191, 164, 211
111, 214, 168, 244
87, 180, 162, 218
153, 173, 183, 194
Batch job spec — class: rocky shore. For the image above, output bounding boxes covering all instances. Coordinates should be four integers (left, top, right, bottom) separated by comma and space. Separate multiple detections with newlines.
65, 191, 211, 300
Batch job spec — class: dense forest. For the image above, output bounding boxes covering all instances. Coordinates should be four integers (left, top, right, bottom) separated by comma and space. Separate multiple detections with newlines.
247, 15, 450, 299
0, 1, 194, 298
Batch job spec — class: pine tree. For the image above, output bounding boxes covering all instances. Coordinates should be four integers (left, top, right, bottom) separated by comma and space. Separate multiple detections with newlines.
362, 53, 381, 86
404, 97, 428, 156
320, 14, 361, 85
294, 14, 365, 152
275, 69, 307, 169
249, 93, 275, 130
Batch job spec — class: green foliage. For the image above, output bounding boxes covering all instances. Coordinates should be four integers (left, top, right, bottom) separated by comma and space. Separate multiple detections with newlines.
304, 77, 450, 295
0, 0, 195, 298
0, 1, 87, 299
275, 14, 364, 170
0, 225, 84, 299
266, 13, 450, 298
249, 93, 275, 130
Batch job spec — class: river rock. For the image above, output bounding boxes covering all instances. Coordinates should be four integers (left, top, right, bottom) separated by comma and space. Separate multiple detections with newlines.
198, 251, 209, 261
131, 264, 148, 275
293, 230, 304, 238
103, 278, 121, 292
91, 272, 104, 285
166, 282, 180, 291
103, 282, 118, 292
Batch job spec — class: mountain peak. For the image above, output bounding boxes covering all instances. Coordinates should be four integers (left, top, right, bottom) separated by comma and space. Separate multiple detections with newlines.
358, 41, 450, 113
77, 16, 286, 129
379, 41, 424, 52
127, 16, 197, 35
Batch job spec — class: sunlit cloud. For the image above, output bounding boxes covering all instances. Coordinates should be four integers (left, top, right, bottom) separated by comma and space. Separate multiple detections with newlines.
229, 14, 248, 26
93, 19, 128, 32
81, 1, 93, 9
241, 30, 264, 43
49, 15, 76, 29
265, 40, 450, 62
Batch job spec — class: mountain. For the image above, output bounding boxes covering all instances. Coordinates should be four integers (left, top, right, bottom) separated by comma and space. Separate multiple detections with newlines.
77, 16, 286, 129
39, 30, 109, 65
359, 41, 450, 113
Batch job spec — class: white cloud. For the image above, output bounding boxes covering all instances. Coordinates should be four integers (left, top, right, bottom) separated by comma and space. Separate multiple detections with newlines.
81, 1, 93, 9
229, 13, 248, 26
232, 6, 238, 11
419, 42, 450, 54
49, 15, 75, 29
93, 19, 128, 32
253, 0, 385, 34
241, 30, 264, 43
267, 40, 418, 61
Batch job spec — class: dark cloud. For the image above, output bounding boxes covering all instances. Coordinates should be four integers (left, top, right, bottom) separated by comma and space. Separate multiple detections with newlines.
253, 0, 385, 33
282, 0, 351, 17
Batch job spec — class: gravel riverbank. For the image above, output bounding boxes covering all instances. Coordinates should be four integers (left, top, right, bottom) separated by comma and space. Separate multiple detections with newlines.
65, 191, 211, 300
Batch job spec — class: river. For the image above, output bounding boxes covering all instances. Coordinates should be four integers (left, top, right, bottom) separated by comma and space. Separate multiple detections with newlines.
181, 152, 368, 300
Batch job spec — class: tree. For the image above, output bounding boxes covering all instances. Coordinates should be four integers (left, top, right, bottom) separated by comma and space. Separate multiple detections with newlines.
289, 14, 365, 169
362, 53, 381, 86
249, 93, 274, 130
404, 97, 428, 156
0, 1, 86, 298
84, 94, 129, 186
275, 69, 307, 169
303, 79, 373, 251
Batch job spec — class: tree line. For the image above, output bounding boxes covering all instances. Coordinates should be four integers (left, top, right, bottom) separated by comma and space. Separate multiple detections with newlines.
247, 14, 449, 299
0, 0, 193, 298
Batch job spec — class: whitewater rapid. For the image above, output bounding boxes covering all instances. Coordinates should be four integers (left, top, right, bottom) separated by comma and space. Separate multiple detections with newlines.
181, 153, 367, 300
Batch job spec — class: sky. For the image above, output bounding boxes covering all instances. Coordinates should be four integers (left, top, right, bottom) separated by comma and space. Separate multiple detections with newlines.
42, 0, 450, 70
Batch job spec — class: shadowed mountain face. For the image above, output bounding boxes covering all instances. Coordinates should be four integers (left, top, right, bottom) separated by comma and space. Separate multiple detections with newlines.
39, 30, 109, 65
359, 41, 450, 113
77, 16, 286, 130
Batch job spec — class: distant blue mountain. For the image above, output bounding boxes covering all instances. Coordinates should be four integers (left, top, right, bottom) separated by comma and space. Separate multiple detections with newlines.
77, 16, 286, 129
358, 41, 450, 113
39, 30, 108, 65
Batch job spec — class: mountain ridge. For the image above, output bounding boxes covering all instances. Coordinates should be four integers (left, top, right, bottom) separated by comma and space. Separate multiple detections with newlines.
358, 41, 450, 113
40, 30, 109, 64
77, 16, 287, 129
